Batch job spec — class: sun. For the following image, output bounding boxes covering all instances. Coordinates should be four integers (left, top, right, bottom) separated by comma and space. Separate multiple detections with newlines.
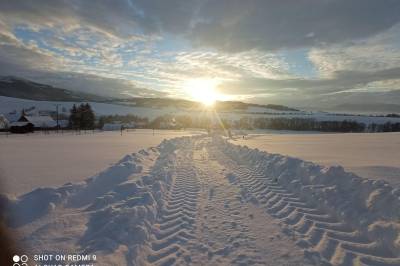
183, 78, 220, 106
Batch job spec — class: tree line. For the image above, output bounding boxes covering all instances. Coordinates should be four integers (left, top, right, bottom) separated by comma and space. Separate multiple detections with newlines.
97, 114, 149, 129
252, 117, 400, 132
66, 105, 400, 133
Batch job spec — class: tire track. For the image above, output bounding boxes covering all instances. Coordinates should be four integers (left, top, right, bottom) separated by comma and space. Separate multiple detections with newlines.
191, 144, 267, 265
188, 139, 312, 266
146, 151, 200, 266
212, 142, 400, 266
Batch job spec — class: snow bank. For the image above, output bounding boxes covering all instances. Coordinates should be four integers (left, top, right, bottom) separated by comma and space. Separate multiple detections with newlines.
216, 137, 400, 261
0, 136, 200, 265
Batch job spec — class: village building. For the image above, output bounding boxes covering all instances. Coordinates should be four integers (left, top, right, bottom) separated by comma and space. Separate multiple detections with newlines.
58, 120, 69, 128
9, 121, 34, 133
17, 115, 57, 129
102, 123, 123, 131
4, 111, 20, 124
9, 114, 57, 133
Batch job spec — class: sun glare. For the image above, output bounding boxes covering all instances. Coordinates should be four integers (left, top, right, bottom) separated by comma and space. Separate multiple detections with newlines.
183, 78, 220, 106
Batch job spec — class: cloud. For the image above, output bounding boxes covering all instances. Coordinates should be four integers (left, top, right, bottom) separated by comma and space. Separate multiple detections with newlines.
0, 39, 166, 98
0, 1, 141, 39
190, 0, 400, 52
2, 1, 400, 52
32, 72, 168, 98
216, 67, 400, 107
0, 0, 200, 40
309, 25, 400, 77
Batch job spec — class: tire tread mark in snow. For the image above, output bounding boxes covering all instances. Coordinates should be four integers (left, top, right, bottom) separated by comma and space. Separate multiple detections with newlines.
212, 143, 400, 266
146, 151, 200, 266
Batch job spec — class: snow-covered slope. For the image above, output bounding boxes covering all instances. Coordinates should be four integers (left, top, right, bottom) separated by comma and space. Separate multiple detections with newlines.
0, 96, 185, 119
2, 95, 399, 126
2, 135, 400, 265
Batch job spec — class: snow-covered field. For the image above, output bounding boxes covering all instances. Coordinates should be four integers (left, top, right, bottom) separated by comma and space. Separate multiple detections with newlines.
2, 135, 400, 266
231, 132, 400, 187
0, 130, 204, 195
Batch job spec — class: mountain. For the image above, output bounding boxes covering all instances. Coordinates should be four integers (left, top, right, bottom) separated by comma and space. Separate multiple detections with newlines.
0, 76, 110, 102
0, 76, 298, 112
109, 98, 298, 112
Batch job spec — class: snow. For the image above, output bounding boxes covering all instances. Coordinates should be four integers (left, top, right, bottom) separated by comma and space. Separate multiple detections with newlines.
2, 135, 400, 265
230, 132, 400, 187
0, 129, 204, 196
1, 96, 400, 125
23, 115, 56, 127
0, 96, 190, 119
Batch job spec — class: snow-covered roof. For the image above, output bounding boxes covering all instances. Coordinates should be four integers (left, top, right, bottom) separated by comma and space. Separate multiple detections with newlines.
4, 112, 20, 123
58, 120, 69, 127
22, 115, 56, 128
102, 123, 122, 131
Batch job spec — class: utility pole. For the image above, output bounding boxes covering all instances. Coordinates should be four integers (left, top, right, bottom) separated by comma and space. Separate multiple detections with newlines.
54, 104, 60, 132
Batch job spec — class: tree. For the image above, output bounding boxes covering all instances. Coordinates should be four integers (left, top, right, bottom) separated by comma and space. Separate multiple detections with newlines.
78, 103, 95, 129
68, 103, 95, 130
68, 104, 79, 129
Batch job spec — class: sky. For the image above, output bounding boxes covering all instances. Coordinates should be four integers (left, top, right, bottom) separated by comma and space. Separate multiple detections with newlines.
1, 0, 400, 109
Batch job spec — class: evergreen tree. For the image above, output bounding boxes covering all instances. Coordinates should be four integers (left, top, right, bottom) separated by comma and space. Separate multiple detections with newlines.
68, 103, 95, 130
77, 103, 95, 129
84, 103, 95, 129
68, 104, 79, 129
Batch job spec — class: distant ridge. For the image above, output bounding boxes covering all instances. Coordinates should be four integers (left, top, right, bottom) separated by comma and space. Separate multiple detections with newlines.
0, 76, 298, 112
0, 76, 109, 102
112, 98, 299, 111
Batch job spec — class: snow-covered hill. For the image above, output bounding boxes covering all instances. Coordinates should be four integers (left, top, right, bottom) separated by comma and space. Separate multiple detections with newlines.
0, 76, 109, 102
1, 96, 400, 126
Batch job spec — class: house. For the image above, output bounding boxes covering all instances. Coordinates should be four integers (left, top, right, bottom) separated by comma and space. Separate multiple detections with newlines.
4, 111, 20, 123
58, 120, 69, 128
18, 115, 57, 129
9, 121, 34, 133
9, 114, 56, 133
123, 122, 136, 129
102, 123, 123, 131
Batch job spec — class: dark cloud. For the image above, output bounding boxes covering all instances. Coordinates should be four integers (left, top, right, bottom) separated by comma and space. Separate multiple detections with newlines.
0, 0, 199, 38
1, 1, 399, 51
191, 0, 400, 52
250, 89, 400, 111
0, 44, 57, 75
218, 67, 400, 95
31, 72, 168, 98
0, 1, 141, 38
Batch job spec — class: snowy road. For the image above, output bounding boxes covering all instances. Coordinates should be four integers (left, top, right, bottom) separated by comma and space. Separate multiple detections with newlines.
3, 136, 400, 266
143, 138, 309, 265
